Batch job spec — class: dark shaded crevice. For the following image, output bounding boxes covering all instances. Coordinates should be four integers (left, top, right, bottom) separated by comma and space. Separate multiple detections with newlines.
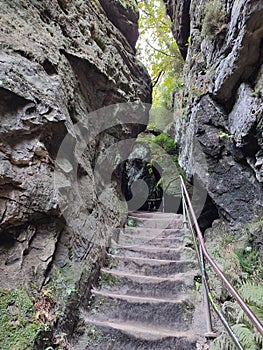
0, 230, 16, 248
0, 88, 32, 115
98, 0, 139, 50
39, 121, 68, 159
68, 103, 78, 124
38, 7, 52, 25
164, 0, 191, 60
57, 0, 69, 15
197, 195, 219, 232
13, 49, 34, 61
42, 59, 58, 75
123, 158, 163, 212
40, 221, 66, 291
247, 38, 263, 87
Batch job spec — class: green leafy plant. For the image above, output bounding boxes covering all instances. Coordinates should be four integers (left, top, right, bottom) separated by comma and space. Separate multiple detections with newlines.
201, 0, 226, 38
236, 248, 263, 279
137, 0, 184, 109
210, 282, 263, 350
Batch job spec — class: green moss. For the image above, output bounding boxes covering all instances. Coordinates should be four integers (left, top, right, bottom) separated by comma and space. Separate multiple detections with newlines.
144, 133, 176, 153
0, 288, 42, 350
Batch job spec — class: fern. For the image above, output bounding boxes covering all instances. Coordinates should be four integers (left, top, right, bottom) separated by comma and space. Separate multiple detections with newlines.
210, 282, 263, 349
238, 282, 263, 309
210, 332, 236, 350
255, 331, 263, 347
232, 324, 257, 350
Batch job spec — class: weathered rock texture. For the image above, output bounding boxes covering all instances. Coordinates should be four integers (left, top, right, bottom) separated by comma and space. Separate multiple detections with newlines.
0, 0, 151, 341
165, 0, 263, 223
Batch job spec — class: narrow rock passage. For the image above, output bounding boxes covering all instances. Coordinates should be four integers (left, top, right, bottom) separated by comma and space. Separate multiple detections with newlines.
75, 212, 207, 349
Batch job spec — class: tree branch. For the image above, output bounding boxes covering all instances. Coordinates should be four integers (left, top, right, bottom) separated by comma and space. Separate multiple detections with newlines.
152, 71, 164, 87
146, 40, 177, 57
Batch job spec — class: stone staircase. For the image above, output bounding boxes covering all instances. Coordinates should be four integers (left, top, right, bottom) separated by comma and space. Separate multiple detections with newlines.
74, 211, 207, 349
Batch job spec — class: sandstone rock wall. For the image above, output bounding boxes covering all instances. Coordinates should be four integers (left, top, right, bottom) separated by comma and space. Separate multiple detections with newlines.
165, 0, 263, 223
0, 0, 151, 336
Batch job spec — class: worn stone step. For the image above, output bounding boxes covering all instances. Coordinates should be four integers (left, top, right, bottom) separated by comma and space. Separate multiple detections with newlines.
99, 268, 197, 298
87, 289, 195, 329
114, 234, 184, 248
109, 246, 195, 260
129, 211, 182, 219
75, 318, 200, 350
120, 226, 187, 237
128, 216, 182, 229
122, 227, 186, 238
106, 254, 199, 276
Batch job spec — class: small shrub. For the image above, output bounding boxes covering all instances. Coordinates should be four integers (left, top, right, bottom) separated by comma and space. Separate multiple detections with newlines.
201, 0, 226, 38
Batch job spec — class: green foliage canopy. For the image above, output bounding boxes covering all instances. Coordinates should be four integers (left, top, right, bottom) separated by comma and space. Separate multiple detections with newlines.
137, 0, 184, 110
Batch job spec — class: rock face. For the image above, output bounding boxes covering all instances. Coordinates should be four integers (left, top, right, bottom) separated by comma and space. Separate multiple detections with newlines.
0, 0, 151, 340
164, 0, 191, 59
165, 0, 263, 223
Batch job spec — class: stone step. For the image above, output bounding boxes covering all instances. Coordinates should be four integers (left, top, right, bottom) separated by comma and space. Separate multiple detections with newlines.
106, 254, 198, 276
128, 216, 182, 229
129, 211, 182, 219
87, 289, 195, 329
122, 226, 186, 238
74, 211, 206, 350
75, 318, 199, 350
114, 234, 184, 248
99, 268, 197, 298
109, 246, 195, 260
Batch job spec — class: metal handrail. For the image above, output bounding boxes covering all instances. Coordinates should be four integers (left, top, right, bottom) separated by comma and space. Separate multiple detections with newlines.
179, 176, 263, 340
181, 184, 244, 349
162, 176, 180, 212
